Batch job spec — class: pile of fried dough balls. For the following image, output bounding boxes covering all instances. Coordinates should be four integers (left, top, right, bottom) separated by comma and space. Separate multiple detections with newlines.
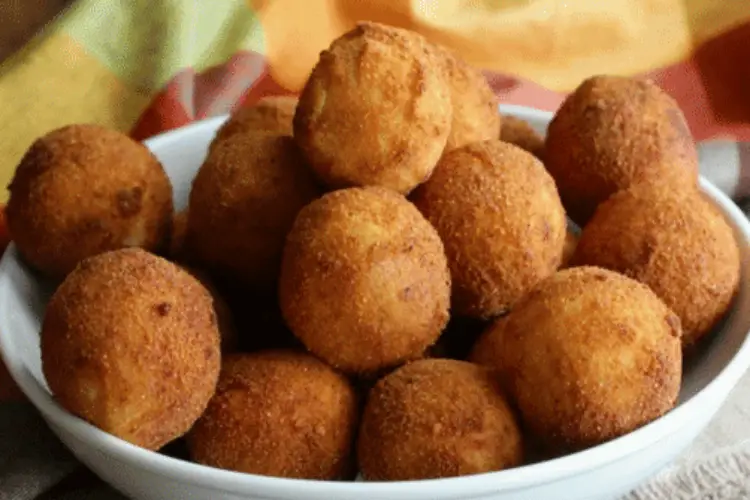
7, 22, 741, 481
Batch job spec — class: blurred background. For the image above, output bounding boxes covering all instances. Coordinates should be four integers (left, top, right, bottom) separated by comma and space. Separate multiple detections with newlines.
0, 1, 71, 61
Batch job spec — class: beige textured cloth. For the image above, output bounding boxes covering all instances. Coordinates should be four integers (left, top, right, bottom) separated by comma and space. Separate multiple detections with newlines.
626, 371, 750, 499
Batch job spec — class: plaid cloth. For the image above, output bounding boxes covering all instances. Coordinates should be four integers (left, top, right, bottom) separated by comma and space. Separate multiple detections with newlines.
0, 0, 750, 498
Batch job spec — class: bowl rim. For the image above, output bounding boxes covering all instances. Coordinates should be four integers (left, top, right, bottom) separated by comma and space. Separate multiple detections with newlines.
1, 105, 749, 498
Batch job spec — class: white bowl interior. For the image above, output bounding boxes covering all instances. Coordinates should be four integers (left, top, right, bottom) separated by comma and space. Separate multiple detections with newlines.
0, 105, 749, 499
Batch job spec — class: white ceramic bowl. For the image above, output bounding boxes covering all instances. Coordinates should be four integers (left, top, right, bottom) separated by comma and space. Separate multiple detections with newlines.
1, 105, 750, 500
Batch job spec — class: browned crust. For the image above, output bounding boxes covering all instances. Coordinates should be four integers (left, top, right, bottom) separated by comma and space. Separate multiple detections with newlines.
278, 186, 451, 374
487, 266, 682, 452
357, 358, 523, 480
570, 184, 740, 346
544, 75, 699, 226
40, 248, 221, 450
293, 22, 452, 194
187, 132, 320, 291
6, 124, 173, 279
188, 350, 358, 479
411, 139, 566, 319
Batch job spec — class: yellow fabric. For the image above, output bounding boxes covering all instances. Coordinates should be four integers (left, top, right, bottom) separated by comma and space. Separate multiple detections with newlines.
254, 0, 750, 93
0, 34, 150, 202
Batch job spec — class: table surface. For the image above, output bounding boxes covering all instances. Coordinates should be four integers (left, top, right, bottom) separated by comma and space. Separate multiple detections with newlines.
0, 0, 72, 62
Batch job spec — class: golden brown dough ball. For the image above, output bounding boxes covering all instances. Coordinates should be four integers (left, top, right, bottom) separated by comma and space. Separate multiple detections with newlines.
6, 124, 173, 279
187, 132, 320, 291
545, 75, 699, 226
41, 248, 221, 450
188, 350, 358, 479
279, 186, 451, 375
475, 266, 682, 452
411, 140, 566, 319
499, 115, 545, 159
439, 47, 501, 151
358, 358, 523, 480
570, 184, 740, 347
210, 96, 297, 150
293, 22, 452, 194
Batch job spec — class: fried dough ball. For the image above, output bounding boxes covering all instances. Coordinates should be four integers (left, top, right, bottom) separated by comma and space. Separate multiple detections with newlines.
187, 132, 320, 291
570, 185, 740, 347
210, 96, 297, 150
293, 22, 452, 194
188, 350, 358, 479
560, 227, 579, 269
6, 124, 173, 279
439, 47, 500, 151
477, 266, 682, 452
358, 359, 523, 480
411, 140, 566, 319
41, 248, 221, 450
545, 75, 699, 225
500, 115, 544, 159
279, 186, 451, 374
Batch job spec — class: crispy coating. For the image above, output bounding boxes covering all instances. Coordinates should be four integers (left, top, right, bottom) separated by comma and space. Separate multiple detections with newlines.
560, 227, 579, 269
293, 22, 452, 194
411, 140, 566, 319
439, 47, 500, 151
480, 266, 682, 452
41, 248, 221, 450
545, 75, 699, 225
210, 96, 297, 151
358, 359, 523, 480
279, 186, 451, 374
6, 124, 173, 279
187, 132, 320, 291
499, 115, 545, 160
188, 350, 358, 479
570, 185, 740, 347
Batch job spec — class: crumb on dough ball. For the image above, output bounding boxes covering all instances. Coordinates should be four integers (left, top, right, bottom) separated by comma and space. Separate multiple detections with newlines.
293, 22, 452, 194
499, 115, 545, 160
188, 350, 358, 479
41, 248, 221, 450
570, 184, 740, 347
439, 46, 500, 151
358, 358, 523, 480
210, 96, 298, 150
6, 124, 173, 279
187, 132, 320, 291
279, 186, 451, 374
411, 140, 566, 319
477, 266, 682, 452
545, 75, 699, 226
